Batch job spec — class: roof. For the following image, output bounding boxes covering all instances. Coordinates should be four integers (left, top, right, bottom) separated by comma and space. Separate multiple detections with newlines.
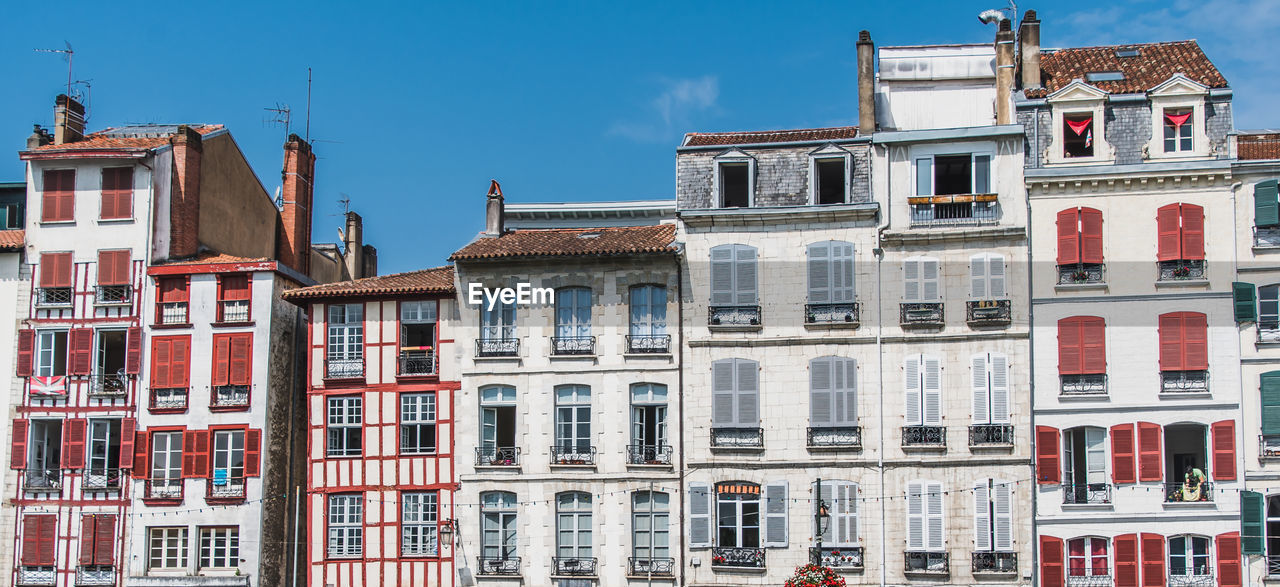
24, 124, 224, 154
1026, 41, 1227, 98
1239, 133, 1280, 161
0, 230, 24, 251
282, 266, 456, 301
155, 251, 272, 266
449, 224, 677, 262
682, 126, 859, 147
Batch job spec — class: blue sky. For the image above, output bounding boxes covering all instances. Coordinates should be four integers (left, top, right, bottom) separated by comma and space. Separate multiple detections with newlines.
2, 0, 1276, 274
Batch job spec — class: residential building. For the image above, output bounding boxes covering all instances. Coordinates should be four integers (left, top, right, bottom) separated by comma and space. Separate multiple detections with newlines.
0, 182, 26, 586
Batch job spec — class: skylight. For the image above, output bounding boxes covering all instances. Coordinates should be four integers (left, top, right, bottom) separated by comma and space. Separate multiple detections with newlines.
1086, 71, 1126, 82
1115, 48, 1141, 58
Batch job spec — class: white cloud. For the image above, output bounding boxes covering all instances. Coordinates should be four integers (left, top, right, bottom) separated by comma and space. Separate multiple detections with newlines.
608, 75, 719, 142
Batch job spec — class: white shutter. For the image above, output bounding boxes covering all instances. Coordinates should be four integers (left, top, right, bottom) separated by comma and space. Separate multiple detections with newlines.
903, 259, 920, 302
832, 241, 855, 303
990, 354, 1010, 424
904, 355, 922, 425
835, 357, 858, 425
972, 354, 990, 425
926, 481, 944, 550
734, 246, 758, 305
736, 359, 759, 426
906, 481, 924, 549
710, 246, 734, 305
970, 255, 987, 299
763, 480, 788, 547
988, 254, 1006, 298
922, 356, 942, 426
808, 242, 831, 304
973, 480, 992, 551
688, 483, 712, 548
921, 258, 940, 302
994, 481, 1013, 551
711, 360, 735, 425
810, 357, 833, 427
839, 482, 858, 546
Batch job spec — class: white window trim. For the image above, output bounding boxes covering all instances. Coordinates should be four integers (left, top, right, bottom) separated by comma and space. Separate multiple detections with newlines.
713, 149, 756, 208
911, 151, 995, 197
1046, 81, 1113, 165
808, 144, 853, 205
1148, 75, 1210, 160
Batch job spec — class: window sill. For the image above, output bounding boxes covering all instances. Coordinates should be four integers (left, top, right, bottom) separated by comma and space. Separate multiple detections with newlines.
209, 405, 251, 413
395, 373, 439, 382
205, 496, 247, 505
324, 453, 363, 460
1046, 157, 1115, 167
804, 321, 860, 330
550, 575, 597, 580
150, 323, 193, 329
900, 444, 947, 452
1054, 282, 1108, 292
473, 464, 523, 471
212, 321, 255, 328
623, 352, 673, 360
96, 217, 135, 224
709, 445, 766, 453
93, 300, 133, 308
34, 303, 73, 310
141, 497, 183, 507
626, 462, 674, 470
626, 574, 677, 580
1258, 340, 1280, 348
400, 450, 439, 457
38, 220, 76, 226
1155, 278, 1210, 288
711, 565, 767, 574
473, 355, 522, 363
1060, 502, 1114, 511
1253, 245, 1280, 253
1162, 500, 1216, 509
549, 353, 597, 361
968, 443, 1015, 452
708, 324, 763, 333
1058, 393, 1109, 402
475, 574, 522, 582
147, 407, 188, 415
322, 376, 366, 386
1158, 391, 1212, 400
549, 463, 597, 470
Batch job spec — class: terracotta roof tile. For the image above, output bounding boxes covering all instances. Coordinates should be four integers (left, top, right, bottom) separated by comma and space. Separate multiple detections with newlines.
449, 224, 677, 262
1239, 133, 1280, 161
156, 251, 272, 266
282, 266, 456, 301
1025, 41, 1227, 98
683, 126, 859, 147
0, 230, 24, 251
25, 124, 223, 153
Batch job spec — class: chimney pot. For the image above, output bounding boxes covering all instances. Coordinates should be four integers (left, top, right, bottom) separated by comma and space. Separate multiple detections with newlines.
27, 124, 51, 149
856, 31, 876, 134
994, 24, 1016, 124
484, 180, 505, 237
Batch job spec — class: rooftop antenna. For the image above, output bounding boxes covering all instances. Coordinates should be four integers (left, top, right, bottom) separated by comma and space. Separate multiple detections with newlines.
70, 79, 92, 122
305, 67, 312, 143
34, 41, 74, 97
264, 102, 291, 142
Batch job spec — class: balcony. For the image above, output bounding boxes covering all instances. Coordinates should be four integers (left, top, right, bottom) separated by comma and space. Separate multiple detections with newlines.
966, 300, 1010, 326
909, 199, 999, 227
75, 565, 114, 586
626, 444, 672, 465
1061, 483, 1111, 505
88, 373, 128, 398
325, 357, 364, 379
218, 300, 249, 323
17, 566, 55, 586
901, 425, 946, 448
626, 334, 671, 354
805, 302, 860, 326
95, 285, 132, 306
550, 445, 596, 466
1160, 370, 1209, 394
711, 547, 765, 569
23, 468, 61, 491
551, 557, 597, 577
1066, 575, 1114, 586
397, 350, 436, 376
903, 551, 949, 575
1165, 481, 1213, 503
628, 557, 675, 576
145, 477, 183, 500
475, 446, 520, 467
810, 546, 864, 570
1260, 327, 1280, 344
969, 424, 1014, 447
1256, 226, 1280, 248
900, 302, 944, 327
550, 336, 595, 356
211, 385, 250, 408
476, 338, 519, 358
1061, 374, 1107, 397
1058, 263, 1106, 285
710, 427, 764, 449
972, 551, 1017, 574
476, 557, 520, 576
36, 287, 72, 307
1269, 554, 1280, 578
159, 302, 188, 325
708, 305, 761, 328
82, 468, 125, 491
1168, 574, 1214, 587
1262, 435, 1280, 460
1158, 260, 1206, 282
207, 475, 246, 500
150, 387, 188, 411
807, 426, 862, 449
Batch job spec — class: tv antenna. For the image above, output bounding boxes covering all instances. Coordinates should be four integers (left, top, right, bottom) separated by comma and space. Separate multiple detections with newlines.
34, 41, 75, 97
264, 103, 291, 141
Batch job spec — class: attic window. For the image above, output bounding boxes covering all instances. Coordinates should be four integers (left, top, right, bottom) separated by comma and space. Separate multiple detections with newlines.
1115, 48, 1141, 58
1063, 113, 1094, 158
577, 232, 601, 239
719, 162, 750, 208
1085, 71, 1125, 82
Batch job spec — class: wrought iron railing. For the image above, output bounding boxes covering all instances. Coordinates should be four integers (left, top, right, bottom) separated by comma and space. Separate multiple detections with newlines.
903, 551, 949, 574
1256, 226, 1280, 248
551, 336, 596, 356
969, 424, 1014, 446
552, 557, 597, 576
397, 351, 436, 376
966, 300, 1011, 325
811, 546, 864, 569
35, 287, 72, 306
95, 285, 132, 305
1158, 260, 1206, 281
1061, 374, 1107, 396
211, 385, 250, 408
1066, 575, 1113, 586
627, 557, 675, 576
1165, 481, 1213, 503
145, 477, 183, 500
1058, 263, 1106, 285
150, 387, 188, 410
219, 300, 250, 322
17, 566, 56, 586
1262, 435, 1280, 460
909, 200, 999, 227
708, 305, 761, 327
88, 373, 128, 398
900, 302, 943, 326
75, 565, 114, 586
626, 334, 671, 354
972, 551, 1017, 573
807, 426, 862, 448
550, 445, 596, 465
1168, 574, 1214, 586
23, 468, 60, 491
1061, 483, 1111, 505
476, 338, 519, 357
159, 301, 188, 325
1260, 327, 1280, 343
475, 446, 520, 467
902, 425, 946, 447
476, 557, 520, 575
805, 302, 860, 325
626, 444, 672, 465
208, 475, 247, 500
710, 427, 764, 449
1160, 370, 1209, 393
82, 468, 125, 490
325, 357, 364, 379
711, 547, 765, 568
1269, 554, 1280, 578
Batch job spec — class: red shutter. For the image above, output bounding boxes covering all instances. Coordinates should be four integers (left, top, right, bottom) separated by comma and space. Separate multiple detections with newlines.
68, 328, 93, 376
1115, 533, 1140, 587
1140, 533, 1165, 586
41, 169, 74, 223
132, 431, 148, 479
151, 338, 171, 388
172, 337, 190, 388
1110, 424, 1137, 484
1040, 535, 1064, 587
1183, 312, 1209, 370
212, 335, 231, 386
79, 514, 96, 565
40, 252, 72, 288
119, 419, 135, 469
1158, 313, 1184, 372
1157, 204, 1182, 261
193, 430, 210, 477
97, 250, 130, 286
101, 168, 132, 220
182, 430, 198, 477
93, 515, 115, 565
1057, 209, 1080, 265
64, 418, 87, 469
229, 334, 252, 386
16, 329, 34, 377
1081, 317, 1106, 374
22, 515, 57, 565
1216, 532, 1242, 586
158, 277, 188, 303
125, 326, 142, 375
245, 428, 261, 477
1036, 426, 1061, 484
1212, 420, 1236, 481
11, 419, 28, 469
1080, 207, 1104, 263
1137, 422, 1163, 482
220, 274, 250, 300
1181, 203, 1205, 260
1058, 318, 1083, 375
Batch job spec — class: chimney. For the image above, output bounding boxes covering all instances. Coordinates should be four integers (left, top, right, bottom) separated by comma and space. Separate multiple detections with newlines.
343, 212, 364, 280
994, 19, 1016, 125
484, 180, 505, 237
169, 125, 204, 258
278, 134, 315, 275
856, 31, 876, 133
26, 125, 51, 149
53, 94, 85, 145
361, 245, 378, 278
1019, 10, 1042, 89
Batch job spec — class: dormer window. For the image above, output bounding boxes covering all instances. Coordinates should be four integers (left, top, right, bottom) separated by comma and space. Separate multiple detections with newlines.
713, 150, 756, 209
1046, 80, 1110, 165
1163, 109, 1193, 152
1148, 74, 1210, 159
1063, 114, 1094, 158
815, 159, 847, 205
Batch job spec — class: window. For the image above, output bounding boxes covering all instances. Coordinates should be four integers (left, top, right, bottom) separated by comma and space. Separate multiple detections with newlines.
1056, 207, 1105, 284
20, 514, 58, 568
24, 420, 62, 488
401, 492, 438, 557
904, 355, 942, 427
1263, 373, 1280, 456
1262, 285, 1280, 335
719, 162, 750, 208
1158, 312, 1208, 373
717, 483, 761, 548
1063, 113, 1094, 158
79, 514, 117, 568
553, 287, 592, 354
198, 527, 239, 570
37, 251, 72, 306
216, 275, 250, 322
969, 254, 1005, 300
149, 431, 182, 498
815, 157, 847, 205
1063, 427, 1107, 504
327, 495, 362, 558
0, 201, 24, 229
806, 241, 855, 321
96, 250, 132, 304
210, 429, 245, 497
1058, 316, 1107, 395
633, 491, 670, 563
479, 386, 517, 464
100, 167, 133, 220
400, 393, 436, 455
711, 359, 761, 439
156, 277, 189, 325
902, 257, 940, 302
556, 492, 592, 563
85, 419, 122, 487
628, 285, 668, 352
326, 396, 362, 457
971, 353, 1010, 426
150, 336, 190, 410
211, 333, 251, 408
554, 385, 592, 463
1267, 495, 1280, 565
481, 491, 518, 560
326, 304, 363, 378
815, 480, 858, 546
709, 244, 759, 311
1067, 537, 1109, 578
809, 356, 857, 429
92, 329, 128, 396
973, 479, 1012, 553
630, 384, 668, 464
1156, 203, 1205, 279
399, 301, 437, 375
1168, 535, 1211, 579
479, 296, 517, 356
906, 481, 944, 551
35, 330, 68, 377
41, 169, 74, 222
916, 154, 991, 196
148, 527, 188, 572
1255, 179, 1279, 232
1164, 109, 1194, 152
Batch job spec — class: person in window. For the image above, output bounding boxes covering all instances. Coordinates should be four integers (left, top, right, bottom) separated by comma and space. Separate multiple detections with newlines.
1182, 465, 1207, 501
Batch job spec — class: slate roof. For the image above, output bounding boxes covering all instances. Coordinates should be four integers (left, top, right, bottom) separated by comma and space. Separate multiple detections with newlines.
450, 224, 677, 261
682, 126, 860, 147
1025, 41, 1227, 98
282, 266, 456, 301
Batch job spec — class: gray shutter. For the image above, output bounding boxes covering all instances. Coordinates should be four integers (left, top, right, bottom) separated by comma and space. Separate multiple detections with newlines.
990, 354, 1010, 424
736, 359, 759, 425
808, 242, 831, 304
688, 483, 712, 548
904, 355, 922, 425
970, 256, 987, 299
922, 356, 942, 425
993, 481, 1012, 551
971, 354, 990, 425
974, 154, 991, 193
838, 483, 857, 546
734, 246, 758, 305
763, 480, 788, 547
835, 357, 858, 425
711, 360, 735, 426
988, 255, 1006, 298
906, 481, 924, 549
921, 259, 940, 302
973, 480, 991, 551
809, 357, 833, 427
832, 241, 855, 303
926, 481, 944, 550
710, 246, 734, 305
1257, 179, 1280, 227
903, 259, 920, 302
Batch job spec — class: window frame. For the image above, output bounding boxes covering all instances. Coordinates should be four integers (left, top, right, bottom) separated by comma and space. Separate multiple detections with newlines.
479, 298, 516, 342
327, 494, 363, 559
401, 491, 439, 557
399, 392, 437, 455
713, 151, 756, 208
632, 490, 671, 560
147, 526, 189, 573
35, 329, 69, 377
555, 491, 593, 560
905, 480, 944, 551
809, 147, 852, 205
216, 274, 252, 323
326, 303, 364, 362
155, 277, 190, 325
209, 428, 245, 483
1167, 534, 1212, 578
149, 430, 183, 484
1066, 536, 1111, 578
480, 491, 518, 560
40, 168, 75, 223
197, 526, 240, 571
99, 167, 134, 221
815, 480, 858, 547
630, 383, 668, 450
628, 285, 668, 337
326, 396, 362, 458
554, 287, 592, 339
554, 385, 592, 452
715, 485, 761, 548
912, 152, 993, 196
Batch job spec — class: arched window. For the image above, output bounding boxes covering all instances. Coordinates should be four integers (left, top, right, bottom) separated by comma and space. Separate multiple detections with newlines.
1167, 534, 1211, 580
555, 492, 592, 570
630, 384, 669, 464
632, 491, 670, 570
480, 492, 517, 566
1066, 536, 1109, 578
479, 386, 517, 465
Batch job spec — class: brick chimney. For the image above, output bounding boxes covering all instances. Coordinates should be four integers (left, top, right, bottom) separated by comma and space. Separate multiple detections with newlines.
53, 94, 85, 145
856, 31, 876, 133
343, 212, 363, 280
26, 125, 51, 149
994, 19, 1016, 125
484, 180, 504, 237
277, 134, 315, 275
169, 125, 204, 258
1019, 10, 1042, 89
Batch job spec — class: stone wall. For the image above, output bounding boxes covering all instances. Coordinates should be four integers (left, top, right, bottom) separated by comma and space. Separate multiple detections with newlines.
676, 143, 872, 210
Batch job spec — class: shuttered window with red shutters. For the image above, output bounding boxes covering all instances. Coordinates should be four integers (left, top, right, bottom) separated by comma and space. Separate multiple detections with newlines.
11, 419, 28, 470
245, 429, 261, 477
150, 336, 191, 391
1137, 422, 1163, 482
1114, 534, 1139, 587
211, 333, 252, 387
68, 328, 93, 376
100, 167, 132, 220
39, 252, 72, 288
182, 429, 210, 478
17, 329, 34, 377
1056, 207, 1105, 266
156, 277, 189, 325
21, 514, 57, 566
1216, 532, 1242, 586
1040, 535, 1064, 587
1157, 203, 1206, 261
132, 430, 148, 479
96, 250, 130, 286
1110, 424, 1137, 484
217, 274, 251, 323
79, 514, 117, 565
41, 169, 75, 222
1081, 208, 1104, 263
1139, 533, 1164, 587
1212, 420, 1236, 481
63, 418, 87, 469
1058, 316, 1106, 375
1036, 426, 1060, 484
119, 419, 135, 470
1158, 312, 1209, 372
125, 327, 142, 375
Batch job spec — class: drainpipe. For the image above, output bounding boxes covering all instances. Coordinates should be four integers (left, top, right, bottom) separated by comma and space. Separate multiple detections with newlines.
676, 253, 686, 587
1026, 158, 1039, 587
1231, 180, 1250, 587
875, 142, 890, 587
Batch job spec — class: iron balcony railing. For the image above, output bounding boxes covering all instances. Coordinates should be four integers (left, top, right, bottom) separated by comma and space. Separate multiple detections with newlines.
82, 468, 125, 491
325, 357, 364, 379
219, 300, 250, 322
476, 557, 520, 575
208, 475, 247, 500
1061, 374, 1107, 396
35, 287, 72, 307
626, 334, 671, 354
711, 547, 765, 568
1058, 263, 1106, 285
710, 427, 764, 449
1269, 554, 1280, 578
626, 444, 672, 465
969, 424, 1014, 446
1158, 260, 1206, 281
972, 551, 1017, 574
75, 565, 114, 586
145, 477, 183, 500
397, 351, 436, 376
1261, 435, 1280, 460
551, 557, 597, 576
159, 302, 188, 325
900, 302, 944, 327
1160, 370, 1209, 393
1256, 226, 1280, 248
1168, 574, 1214, 587
807, 426, 862, 448
811, 546, 864, 570
17, 566, 56, 586
550, 445, 596, 465
1260, 327, 1280, 343
909, 200, 999, 227
94, 285, 132, 305
150, 387, 188, 410
476, 338, 519, 357
903, 551, 949, 574
805, 302, 860, 325
627, 557, 675, 576
1165, 481, 1213, 503
902, 425, 946, 447
23, 468, 60, 491
1066, 575, 1114, 586
966, 300, 1011, 325
708, 305, 761, 327
475, 446, 520, 467
88, 373, 128, 398
211, 385, 250, 408
550, 336, 596, 356
1061, 483, 1111, 505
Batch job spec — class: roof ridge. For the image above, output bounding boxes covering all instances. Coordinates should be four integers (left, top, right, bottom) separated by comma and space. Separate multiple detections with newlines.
1043, 39, 1199, 54
685, 125, 858, 137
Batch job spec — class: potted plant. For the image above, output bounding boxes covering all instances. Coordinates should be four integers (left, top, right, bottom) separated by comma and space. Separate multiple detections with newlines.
1173, 265, 1191, 278
785, 563, 846, 587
